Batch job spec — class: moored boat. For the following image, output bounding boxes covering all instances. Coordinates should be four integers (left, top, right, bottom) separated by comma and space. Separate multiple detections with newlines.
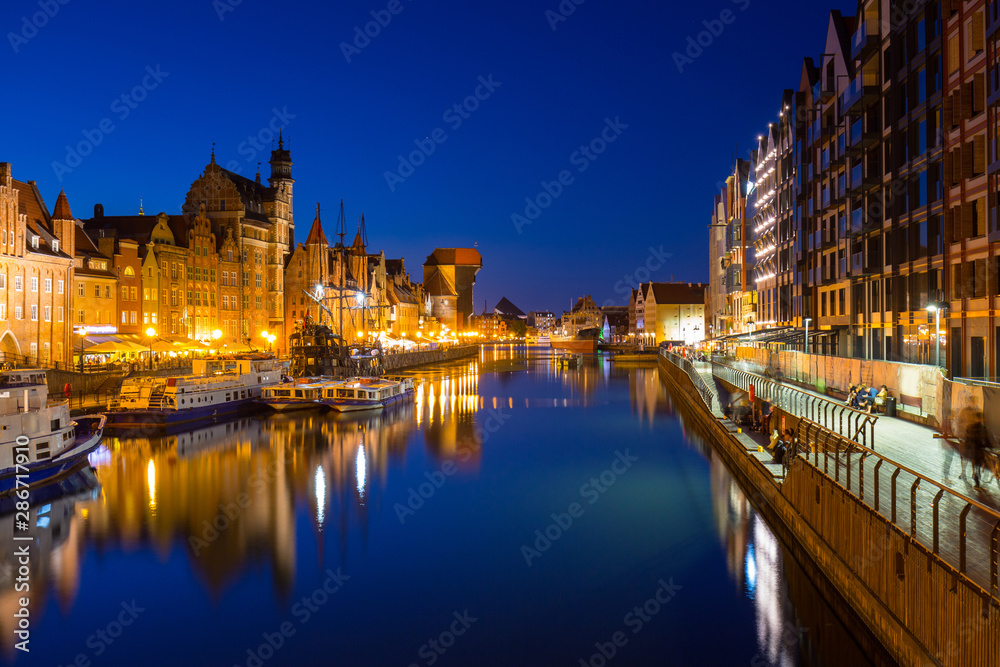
0, 368, 106, 496
106, 357, 282, 428
320, 376, 415, 412
526, 334, 551, 347
259, 380, 329, 412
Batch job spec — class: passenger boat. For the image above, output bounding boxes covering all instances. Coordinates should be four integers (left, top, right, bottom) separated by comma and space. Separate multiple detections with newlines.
550, 333, 598, 354
525, 334, 551, 347
0, 368, 106, 496
259, 380, 329, 412
107, 357, 282, 428
321, 377, 415, 412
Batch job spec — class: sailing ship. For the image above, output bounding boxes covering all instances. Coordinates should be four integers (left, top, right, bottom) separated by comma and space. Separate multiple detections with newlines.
0, 368, 106, 495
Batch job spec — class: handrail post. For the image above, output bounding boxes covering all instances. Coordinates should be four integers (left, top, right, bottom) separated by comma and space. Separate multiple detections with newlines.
890, 467, 901, 523
932, 488, 945, 554
992, 519, 1000, 595
960, 504, 972, 574
909, 478, 920, 537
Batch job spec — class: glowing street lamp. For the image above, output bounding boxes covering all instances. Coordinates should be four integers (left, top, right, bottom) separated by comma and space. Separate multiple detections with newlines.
211, 329, 223, 340
145, 327, 156, 369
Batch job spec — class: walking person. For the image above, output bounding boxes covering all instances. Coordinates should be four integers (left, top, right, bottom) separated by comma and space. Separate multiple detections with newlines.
965, 416, 989, 489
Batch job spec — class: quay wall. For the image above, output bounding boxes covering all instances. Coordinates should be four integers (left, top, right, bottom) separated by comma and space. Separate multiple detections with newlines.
659, 356, 999, 667
382, 345, 479, 371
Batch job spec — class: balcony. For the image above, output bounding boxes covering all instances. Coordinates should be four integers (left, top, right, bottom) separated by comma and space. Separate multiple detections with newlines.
840, 71, 879, 115
988, 0, 1000, 39
813, 80, 836, 104
851, 21, 878, 61
850, 251, 878, 276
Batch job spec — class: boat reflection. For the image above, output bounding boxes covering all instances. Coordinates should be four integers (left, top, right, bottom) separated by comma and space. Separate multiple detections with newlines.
0, 467, 100, 658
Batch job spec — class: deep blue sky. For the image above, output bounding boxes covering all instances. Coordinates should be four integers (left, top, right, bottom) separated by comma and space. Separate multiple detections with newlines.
4, 0, 852, 313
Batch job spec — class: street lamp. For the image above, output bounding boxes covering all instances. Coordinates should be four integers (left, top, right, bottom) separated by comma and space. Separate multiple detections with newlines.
146, 327, 156, 369
803, 317, 812, 354
926, 304, 945, 367
211, 329, 222, 340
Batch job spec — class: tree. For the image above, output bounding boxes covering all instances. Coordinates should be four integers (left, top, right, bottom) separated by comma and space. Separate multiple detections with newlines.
509, 320, 527, 337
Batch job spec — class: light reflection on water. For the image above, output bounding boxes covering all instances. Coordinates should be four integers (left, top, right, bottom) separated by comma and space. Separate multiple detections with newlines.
0, 347, 894, 666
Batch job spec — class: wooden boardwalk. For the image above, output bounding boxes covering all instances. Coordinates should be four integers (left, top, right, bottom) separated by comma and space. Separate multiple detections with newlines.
694, 360, 1000, 596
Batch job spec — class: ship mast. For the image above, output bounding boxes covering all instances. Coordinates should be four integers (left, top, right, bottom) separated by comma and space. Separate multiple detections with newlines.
337, 200, 347, 342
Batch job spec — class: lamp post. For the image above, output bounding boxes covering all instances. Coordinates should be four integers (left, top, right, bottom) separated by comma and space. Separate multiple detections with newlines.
926, 304, 943, 367
146, 327, 156, 370
803, 317, 812, 354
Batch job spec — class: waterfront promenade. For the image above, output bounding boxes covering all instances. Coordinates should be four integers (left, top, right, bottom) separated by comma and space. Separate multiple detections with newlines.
689, 357, 1000, 598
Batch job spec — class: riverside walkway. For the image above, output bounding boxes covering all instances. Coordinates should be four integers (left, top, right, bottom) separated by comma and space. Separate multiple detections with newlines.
691, 356, 1000, 597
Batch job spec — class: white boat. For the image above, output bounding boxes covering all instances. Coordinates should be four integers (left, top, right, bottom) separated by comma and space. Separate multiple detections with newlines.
526, 335, 551, 347
260, 380, 329, 412
107, 357, 283, 429
320, 377, 415, 412
0, 368, 106, 496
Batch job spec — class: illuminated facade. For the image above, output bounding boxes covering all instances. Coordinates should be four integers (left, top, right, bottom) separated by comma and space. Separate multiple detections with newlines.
0, 164, 74, 366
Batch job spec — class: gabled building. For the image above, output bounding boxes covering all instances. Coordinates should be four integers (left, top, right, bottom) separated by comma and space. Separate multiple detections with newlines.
640, 282, 707, 345
561, 295, 601, 336
0, 164, 74, 366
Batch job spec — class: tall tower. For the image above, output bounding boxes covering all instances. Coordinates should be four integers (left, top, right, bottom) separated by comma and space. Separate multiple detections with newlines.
268, 132, 294, 249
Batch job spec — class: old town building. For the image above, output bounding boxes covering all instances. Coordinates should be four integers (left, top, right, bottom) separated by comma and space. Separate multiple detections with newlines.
0, 163, 74, 366
423, 248, 482, 332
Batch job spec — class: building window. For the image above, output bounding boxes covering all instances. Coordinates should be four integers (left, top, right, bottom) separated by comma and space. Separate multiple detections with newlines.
44, 278, 51, 293
130, 286, 137, 301
210, 269, 216, 283
30, 276, 37, 292
122, 286, 129, 301
105, 285, 110, 299
52, 240, 59, 253
44, 306, 50, 322
0, 274, 5, 289
122, 311, 128, 324
15, 306, 22, 320
124, 266, 135, 277
255, 296, 262, 310
255, 273, 262, 288
94, 285, 100, 298
187, 265, 194, 281
78, 310, 84, 323
29, 343, 37, 360
58, 307, 63, 322
223, 295, 229, 310
30, 305, 37, 321
14, 275, 22, 291
243, 272, 249, 287
58, 279, 63, 294
56, 342, 63, 361
130, 311, 137, 324
42, 342, 50, 363
31, 236, 39, 250
78, 283, 84, 296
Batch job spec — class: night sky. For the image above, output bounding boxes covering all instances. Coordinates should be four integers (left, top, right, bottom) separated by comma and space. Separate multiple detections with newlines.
5, 0, 852, 313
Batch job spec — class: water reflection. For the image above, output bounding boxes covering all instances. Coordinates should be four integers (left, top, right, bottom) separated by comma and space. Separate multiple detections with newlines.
0, 467, 100, 658
1, 348, 896, 666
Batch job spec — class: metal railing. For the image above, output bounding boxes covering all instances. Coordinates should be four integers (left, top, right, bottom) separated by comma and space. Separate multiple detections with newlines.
661, 350, 714, 411
712, 360, 877, 449
791, 418, 1000, 599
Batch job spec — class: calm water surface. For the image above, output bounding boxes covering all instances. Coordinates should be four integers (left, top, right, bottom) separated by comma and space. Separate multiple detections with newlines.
3, 346, 896, 666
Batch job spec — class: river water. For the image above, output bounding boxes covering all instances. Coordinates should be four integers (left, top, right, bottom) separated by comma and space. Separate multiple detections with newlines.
2, 346, 897, 666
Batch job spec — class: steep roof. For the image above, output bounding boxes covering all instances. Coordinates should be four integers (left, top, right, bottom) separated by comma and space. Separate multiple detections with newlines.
494, 297, 526, 318
52, 190, 73, 220
304, 215, 328, 246
571, 295, 598, 312
648, 282, 707, 305
220, 168, 274, 213
12, 180, 50, 233
424, 248, 482, 267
